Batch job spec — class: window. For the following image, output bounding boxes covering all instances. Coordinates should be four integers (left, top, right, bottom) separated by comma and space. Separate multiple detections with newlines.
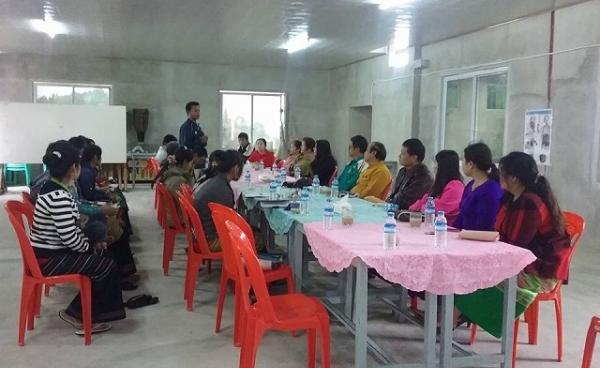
441, 68, 508, 160
220, 91, 285, 153
34, 82, 111, 105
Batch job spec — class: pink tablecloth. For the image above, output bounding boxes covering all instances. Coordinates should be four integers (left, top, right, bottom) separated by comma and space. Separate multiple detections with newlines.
304, 222, 537, 295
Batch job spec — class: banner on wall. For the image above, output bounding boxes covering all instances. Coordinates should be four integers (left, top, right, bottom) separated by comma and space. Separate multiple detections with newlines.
524, 108, 552, 166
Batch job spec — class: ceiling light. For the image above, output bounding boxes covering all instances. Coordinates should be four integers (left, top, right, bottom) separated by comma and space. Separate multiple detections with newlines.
376, 0, 416, 11
370, 46, 388, 54
28, 19, 68, 38
281, 32, 319, 54
28, 1, 68, 39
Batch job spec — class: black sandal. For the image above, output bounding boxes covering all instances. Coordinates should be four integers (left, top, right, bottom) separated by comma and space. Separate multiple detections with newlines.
124, 294, 159, 309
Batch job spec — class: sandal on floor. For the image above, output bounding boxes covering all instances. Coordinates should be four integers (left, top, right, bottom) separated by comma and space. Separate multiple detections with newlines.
124, 294, 159, 309
74, 322, 112, 336
59, 310, 82, 329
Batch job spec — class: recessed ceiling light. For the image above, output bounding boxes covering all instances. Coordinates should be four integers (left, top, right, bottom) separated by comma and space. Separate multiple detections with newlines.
280, 32, 319, 54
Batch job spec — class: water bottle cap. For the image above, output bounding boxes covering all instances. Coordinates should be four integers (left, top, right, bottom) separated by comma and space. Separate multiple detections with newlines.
437, 211, 445, 216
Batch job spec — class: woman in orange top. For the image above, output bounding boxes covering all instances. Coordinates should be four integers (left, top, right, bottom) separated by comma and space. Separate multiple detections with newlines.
247, 138, 276, 168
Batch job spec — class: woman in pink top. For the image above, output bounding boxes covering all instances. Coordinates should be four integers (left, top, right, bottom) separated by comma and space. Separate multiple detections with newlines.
409, 150, 464, 225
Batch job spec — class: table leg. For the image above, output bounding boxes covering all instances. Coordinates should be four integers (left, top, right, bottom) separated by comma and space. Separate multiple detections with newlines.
117, 163, 123, 190
424, 292, 438, 368
344, 267, 355, 320
501, 276, 517, 368
292, 224, 304, 292
440, 294, 454, 367
354, 261, 368, 368
123, 163, 128, 190
132, 158, 137, 189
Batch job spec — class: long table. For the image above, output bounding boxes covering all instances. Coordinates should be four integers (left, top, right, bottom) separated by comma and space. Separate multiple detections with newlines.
238, 179, 536, 368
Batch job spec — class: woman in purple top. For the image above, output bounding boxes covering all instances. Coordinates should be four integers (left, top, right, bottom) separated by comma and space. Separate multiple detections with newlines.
453, 143, 504, 231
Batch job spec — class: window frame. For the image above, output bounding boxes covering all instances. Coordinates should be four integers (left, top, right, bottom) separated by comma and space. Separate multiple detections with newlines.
218, 90, 286, 151
439, 67, 509, 158
33, 81, 113, 105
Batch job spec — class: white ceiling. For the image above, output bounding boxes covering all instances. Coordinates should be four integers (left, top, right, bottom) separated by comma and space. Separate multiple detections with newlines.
0, 0, 590, 69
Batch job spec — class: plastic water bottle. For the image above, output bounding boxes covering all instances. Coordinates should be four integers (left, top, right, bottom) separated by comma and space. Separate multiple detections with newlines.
258, 160, 264, 171
294, 166, 301, 180
312, 175, 320, 195
434, 211, 448, 248
244, 169, 251, 185
290, 190, 300, 213
331, 177, 339, 198
300, 189, 310, 215
383, 211, 397, 250
269, 181, 278, 200
272, 162, 278, 173
424, 197, 435, 235
323, 198, 334, 230
280, 168, 287, 185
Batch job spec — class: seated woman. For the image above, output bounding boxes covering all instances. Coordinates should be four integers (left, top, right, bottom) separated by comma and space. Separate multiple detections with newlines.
453, 143, 504, 231
160, 147, 194, 227
247, 138, 276, 168
293, 137, 316, 177
155, 134, 178, 165
195, 149, 225, 187
194, 150, 244, 251
286, 139, 337, 188
455, 152, 572, 338
282, 140, 302, 175
30, 141, 125, 334
408, 150, 464, 225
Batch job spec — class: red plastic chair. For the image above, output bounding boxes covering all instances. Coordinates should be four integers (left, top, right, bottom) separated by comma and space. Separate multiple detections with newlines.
378, 179, 393, 200
209, 202, 295, 347
156, 182, 187, 275
178, 192, 223, 311
4, 201, 92, 345
22, 191, 33, 205
582, 315, 600, 368
469, 211, 586, 364
327, 167, 338, 187
225, 220, 331, 368
149, 158, 160, 209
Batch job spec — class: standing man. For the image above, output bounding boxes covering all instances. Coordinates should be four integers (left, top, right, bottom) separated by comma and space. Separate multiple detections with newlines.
179, 101, 207, 150
338, 135, 368, 192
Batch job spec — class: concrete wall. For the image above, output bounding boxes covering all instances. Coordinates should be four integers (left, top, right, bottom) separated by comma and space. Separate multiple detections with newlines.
0, 54, 332, 154
328, 0, 600, 249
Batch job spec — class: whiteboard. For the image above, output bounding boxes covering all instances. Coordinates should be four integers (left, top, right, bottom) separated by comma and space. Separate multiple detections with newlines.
0, 102, 126, 163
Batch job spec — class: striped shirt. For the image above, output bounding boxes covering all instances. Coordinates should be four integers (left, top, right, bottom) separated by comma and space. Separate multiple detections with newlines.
30, 180, 90, 258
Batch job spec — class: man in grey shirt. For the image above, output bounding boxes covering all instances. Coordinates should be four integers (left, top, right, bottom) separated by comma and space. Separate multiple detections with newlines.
193, 150, 242, 251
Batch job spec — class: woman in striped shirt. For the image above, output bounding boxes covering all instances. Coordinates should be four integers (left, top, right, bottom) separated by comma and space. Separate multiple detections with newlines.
30, 141, 125, 334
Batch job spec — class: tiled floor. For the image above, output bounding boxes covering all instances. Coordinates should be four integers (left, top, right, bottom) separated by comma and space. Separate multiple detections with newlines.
0, 186, 598, 367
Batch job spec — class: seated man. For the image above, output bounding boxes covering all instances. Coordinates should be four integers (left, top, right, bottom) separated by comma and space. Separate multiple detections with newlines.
351, 142, 392, 199
237, 132, 253, 163
386, 138, 433, 210
155, 134, 178, 165
338, 135, 368, 192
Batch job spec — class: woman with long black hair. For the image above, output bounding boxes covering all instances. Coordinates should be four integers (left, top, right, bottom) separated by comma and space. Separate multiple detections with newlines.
455, 151, 571, 338
453, 142, 504, 231
408, 150, 464, 225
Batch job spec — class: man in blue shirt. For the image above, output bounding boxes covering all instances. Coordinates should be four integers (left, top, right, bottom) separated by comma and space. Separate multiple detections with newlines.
179, 101, 207, 149
338, 135, 368, 192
